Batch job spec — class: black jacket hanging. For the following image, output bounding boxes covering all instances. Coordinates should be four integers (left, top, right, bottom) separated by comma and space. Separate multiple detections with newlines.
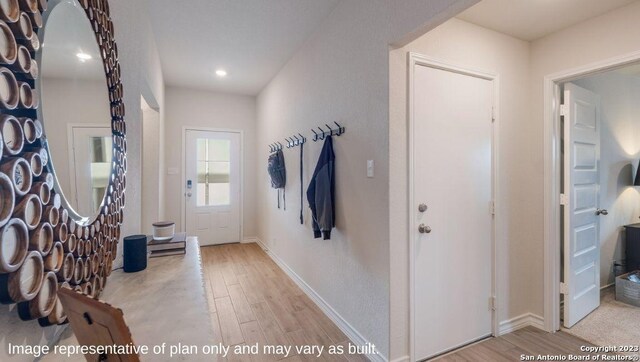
306, 136, 335, 239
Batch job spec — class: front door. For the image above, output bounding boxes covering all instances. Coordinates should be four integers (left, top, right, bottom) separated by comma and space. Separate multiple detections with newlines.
412, 62, 494, 360
185, 130, 241, 246
562, 83, 602, 328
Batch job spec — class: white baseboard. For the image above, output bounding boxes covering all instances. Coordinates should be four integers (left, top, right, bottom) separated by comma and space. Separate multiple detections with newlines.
389, 356, 410, 362
498, 313, 544, 335
252, 238, 387, 362
241, 236, 260, 244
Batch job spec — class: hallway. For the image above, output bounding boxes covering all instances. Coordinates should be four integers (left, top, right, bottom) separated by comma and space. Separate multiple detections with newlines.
202, 243, 368, 361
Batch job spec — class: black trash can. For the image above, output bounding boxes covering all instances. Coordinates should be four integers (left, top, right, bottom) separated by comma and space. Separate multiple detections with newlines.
123, 234, 147, 273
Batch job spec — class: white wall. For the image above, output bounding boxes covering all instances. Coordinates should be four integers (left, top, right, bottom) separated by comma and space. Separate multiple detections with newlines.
41, 77, 112, 211
0, 0, 165, 359
142, 97, 161, 234
530, 0, 640, 318
164, 86, 257, 238
256, 0, 476, 359
389, 18, 533, 360
573, 73, 640, 286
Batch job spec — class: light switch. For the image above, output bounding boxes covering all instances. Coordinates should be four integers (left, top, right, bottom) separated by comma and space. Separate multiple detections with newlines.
367, 160, 374, 178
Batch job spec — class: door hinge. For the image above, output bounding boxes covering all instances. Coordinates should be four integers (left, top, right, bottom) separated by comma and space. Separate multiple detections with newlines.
489, 296, 496, 311
560, 282, 568, 295
489, 201, 495, 216
560, 104, 567, 117
560, 193, 568, 206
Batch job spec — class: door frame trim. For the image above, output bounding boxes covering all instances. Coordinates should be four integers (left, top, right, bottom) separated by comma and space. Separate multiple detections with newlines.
543, 50, 640, 333
65, 123, 112, 215
408, 52, 500, 361
181, 127, 244, 243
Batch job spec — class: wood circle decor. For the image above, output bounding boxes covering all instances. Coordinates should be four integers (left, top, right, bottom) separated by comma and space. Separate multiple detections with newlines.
0, 0, 126, 327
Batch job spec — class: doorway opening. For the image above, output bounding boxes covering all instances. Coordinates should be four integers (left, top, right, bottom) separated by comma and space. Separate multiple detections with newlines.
555, 62, 640, 348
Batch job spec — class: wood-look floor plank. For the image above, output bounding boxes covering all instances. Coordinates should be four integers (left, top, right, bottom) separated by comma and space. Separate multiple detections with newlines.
238, 272, 265, 305
215, 296, 245, 346
209, 268, 230, 299
241, 320, 274, 361
251, 301, 296, 358
287, 329, 329, 362
335, 341, 369, 362
221, 262, 240, 285
226, 344, 252, 362
293, 309, 347, 362
264, 293, 302, 333
292, 295, 349, 344
228, 283, 256, 323
204, 278, 217, 314
281, 356, 304, 362
434, 326, 606, 361
211, 312, 224, 345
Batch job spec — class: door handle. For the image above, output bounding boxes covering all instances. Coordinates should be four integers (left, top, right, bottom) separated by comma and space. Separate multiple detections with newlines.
596, 208, 608, 216
186, 192, 192, 197
418, 224, 432, 234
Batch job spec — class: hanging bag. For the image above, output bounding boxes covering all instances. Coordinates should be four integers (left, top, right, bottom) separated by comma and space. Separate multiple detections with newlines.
267, 149, 286, 208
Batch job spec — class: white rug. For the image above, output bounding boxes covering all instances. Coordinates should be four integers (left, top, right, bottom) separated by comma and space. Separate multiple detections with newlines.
564, 286, 640, 354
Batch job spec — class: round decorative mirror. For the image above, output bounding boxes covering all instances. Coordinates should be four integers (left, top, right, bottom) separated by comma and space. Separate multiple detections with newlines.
38, 0, 112, 222
0, 0, 126, 327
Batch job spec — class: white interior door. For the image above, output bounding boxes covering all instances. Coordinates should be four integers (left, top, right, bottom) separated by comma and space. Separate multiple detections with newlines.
69, 126, 112, 216
562, 83, 601, 328
185, 130, 241, 246
412, 63, 494, 360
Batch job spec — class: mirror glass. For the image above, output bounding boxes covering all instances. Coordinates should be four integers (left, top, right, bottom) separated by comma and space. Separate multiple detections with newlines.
38, 0, 112, 222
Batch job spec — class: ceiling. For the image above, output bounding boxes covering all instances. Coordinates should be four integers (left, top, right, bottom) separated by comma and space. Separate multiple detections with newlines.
40, 0, 104, 81
146, 0, 340, 95
457, 0, 638, 41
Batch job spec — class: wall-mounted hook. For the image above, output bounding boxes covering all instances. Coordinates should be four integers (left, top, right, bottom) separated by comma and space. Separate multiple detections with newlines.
325, 124, 335, 137
318, 127, 326, 140
334, 121, 344, 136
298, 133, 306, 144
292, 135, 300, 146
311, 128, 319, 141
277, 142, 283, 150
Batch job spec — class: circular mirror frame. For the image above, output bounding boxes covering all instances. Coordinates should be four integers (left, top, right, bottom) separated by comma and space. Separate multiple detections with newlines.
0, 0, 125, 326
37, 0, 120, 224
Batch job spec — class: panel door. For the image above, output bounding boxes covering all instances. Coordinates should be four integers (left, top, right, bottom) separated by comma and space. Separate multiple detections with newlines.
413, 63, 494, 360
185, 130, 241, 246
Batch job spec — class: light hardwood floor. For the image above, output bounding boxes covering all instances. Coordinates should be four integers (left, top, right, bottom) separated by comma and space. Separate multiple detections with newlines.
204, 244, 608, 362
434, 326, 601, 361
201, 242, 368, 362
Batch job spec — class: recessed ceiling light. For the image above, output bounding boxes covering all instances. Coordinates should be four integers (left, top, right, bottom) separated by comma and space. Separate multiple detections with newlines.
215, 69, 227, 77
76, 52, 92, 62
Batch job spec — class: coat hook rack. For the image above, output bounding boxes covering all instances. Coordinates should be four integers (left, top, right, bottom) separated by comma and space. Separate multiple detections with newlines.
269, 142, 284, 153
312, 122, 345, 141
284, 133, 307, 148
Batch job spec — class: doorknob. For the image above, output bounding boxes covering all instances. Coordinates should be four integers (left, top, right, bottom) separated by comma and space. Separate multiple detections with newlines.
418, 203, 428, 212
596, 208, 608, 216
418, 224, 431, 234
